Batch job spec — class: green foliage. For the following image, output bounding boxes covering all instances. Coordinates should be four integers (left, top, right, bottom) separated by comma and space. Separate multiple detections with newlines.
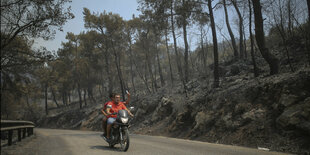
0, 0, 74, 50
1, 0, 73, 119
1, 36, 48, 119
174, 0, 204, 27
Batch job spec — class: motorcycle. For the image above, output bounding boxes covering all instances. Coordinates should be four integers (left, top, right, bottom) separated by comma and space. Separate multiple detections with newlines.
102, 106, 134, 152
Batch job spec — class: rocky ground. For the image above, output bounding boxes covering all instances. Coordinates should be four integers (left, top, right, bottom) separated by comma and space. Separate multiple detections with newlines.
129, 67, 310, 155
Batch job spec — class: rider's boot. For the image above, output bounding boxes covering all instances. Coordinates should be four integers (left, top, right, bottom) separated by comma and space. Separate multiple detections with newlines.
101, 132, 106, 138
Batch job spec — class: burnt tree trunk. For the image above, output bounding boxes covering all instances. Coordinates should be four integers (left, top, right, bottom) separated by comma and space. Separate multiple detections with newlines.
306, 0, 310, 65
62, 91, 67, 106
307, 0, 310, 19
131, 48, 152, 93
51, 88, 59, 108
252, 0, 279, 75
137, 61, 152, 93
147, 47, 156, 92
87, 87, 95, 103
170, 0, 186, 92
223, 0, 239, 59
243, 25, 247, 59
208, 0, 219, 87
182, 12, 189, 83
287, 0, 292, 34
128, 35, 136, 94
83, 89, 87, 106
99, 72, 104, 97
154, 57, 158, 90
142, 31, 156, 93
44, 83, 48, 115
273, 1, 294, 71
165, 27, 174, 86
77, 83, 83, 109
232, 0, 244, 59
248, 0, 259, 77
274, 23, 294, 72
156, 48, 165, 87
111, 41, 125, 99
104, 46, 113, 94
200, 26, 207, 71
155, 37, 165, 87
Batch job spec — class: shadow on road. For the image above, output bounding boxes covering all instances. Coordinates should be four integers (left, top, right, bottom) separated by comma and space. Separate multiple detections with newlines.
90, 145, 123, 152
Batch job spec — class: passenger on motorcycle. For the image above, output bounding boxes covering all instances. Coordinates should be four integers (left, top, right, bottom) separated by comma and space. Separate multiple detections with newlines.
106, 93, 134, 141
101, 93, 114, 136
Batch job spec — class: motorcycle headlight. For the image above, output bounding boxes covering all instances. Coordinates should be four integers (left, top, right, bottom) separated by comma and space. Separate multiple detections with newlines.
121, 118, 128, 123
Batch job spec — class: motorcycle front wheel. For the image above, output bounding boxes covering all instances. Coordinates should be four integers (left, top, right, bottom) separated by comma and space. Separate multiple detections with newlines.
119, 128, 129, 152
109, 143, 115, 148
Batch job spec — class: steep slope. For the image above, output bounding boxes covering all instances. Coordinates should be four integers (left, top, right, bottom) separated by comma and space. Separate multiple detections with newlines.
129, 68, 310, 154
37, 67, 310, 154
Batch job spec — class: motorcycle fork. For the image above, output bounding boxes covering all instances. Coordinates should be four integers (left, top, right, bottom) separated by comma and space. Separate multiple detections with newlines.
119, 126, 123, 141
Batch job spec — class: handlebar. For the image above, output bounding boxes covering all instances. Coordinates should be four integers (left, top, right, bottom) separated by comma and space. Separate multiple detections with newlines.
106, 112, 134, 117
108, 112, 117, 116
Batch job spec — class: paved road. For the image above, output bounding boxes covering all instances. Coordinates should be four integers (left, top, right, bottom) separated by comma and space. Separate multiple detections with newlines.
2, 128, 290, 155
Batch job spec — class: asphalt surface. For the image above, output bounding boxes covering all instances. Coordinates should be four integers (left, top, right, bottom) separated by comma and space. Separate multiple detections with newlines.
1, 128, 291, 155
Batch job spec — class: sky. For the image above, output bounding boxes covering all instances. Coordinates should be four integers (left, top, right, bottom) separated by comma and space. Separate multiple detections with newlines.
33, 0, 141, 52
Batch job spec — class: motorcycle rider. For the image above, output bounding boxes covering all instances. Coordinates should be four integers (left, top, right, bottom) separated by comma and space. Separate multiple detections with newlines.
101, 92, 131, 137
106, 93, 134, 142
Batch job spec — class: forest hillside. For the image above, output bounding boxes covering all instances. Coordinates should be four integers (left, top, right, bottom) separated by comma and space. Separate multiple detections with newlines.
1, 0, 310, 154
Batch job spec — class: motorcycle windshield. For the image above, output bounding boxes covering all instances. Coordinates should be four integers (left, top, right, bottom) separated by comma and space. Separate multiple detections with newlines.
118, 110, 128, 118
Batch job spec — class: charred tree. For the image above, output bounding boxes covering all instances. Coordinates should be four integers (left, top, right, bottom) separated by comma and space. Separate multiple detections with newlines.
248, 0, 259, 77
223, 0, 239, 59
51, 88, 59, 108
155, 36, 165, 87
111, 41, 126, 99
83, 89, 87, 106
231, 0, 244, 59
252, 0, 279, 75
165, 27, 174, 86
208, 0, 220, 87
200, 26, 207, 71
77, 83, 83, 109
170, 0, 186, 92
128, 34, 136, 94
44, 83, 48, 115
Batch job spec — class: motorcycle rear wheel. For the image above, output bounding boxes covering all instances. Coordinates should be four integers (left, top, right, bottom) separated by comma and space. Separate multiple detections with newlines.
119, 129, 129, 152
